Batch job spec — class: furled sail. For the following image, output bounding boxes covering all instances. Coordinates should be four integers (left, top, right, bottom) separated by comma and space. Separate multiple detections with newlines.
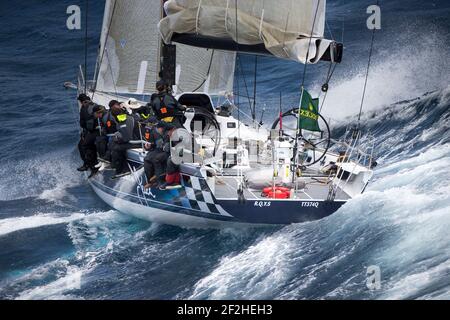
159, 0, 342, 64
95, 0, 236, 96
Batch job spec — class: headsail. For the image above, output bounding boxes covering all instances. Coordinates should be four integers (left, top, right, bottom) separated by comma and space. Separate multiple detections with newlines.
159, 0, 342, 64
95, 0, 236, 96
95, 0, 161, 95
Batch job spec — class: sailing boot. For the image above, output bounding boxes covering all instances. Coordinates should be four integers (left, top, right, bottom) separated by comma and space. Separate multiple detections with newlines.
88, 166, 99, 178
77, 164, 89, 172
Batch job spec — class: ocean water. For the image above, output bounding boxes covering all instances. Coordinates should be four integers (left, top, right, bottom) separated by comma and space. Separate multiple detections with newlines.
0, 0, 449, 299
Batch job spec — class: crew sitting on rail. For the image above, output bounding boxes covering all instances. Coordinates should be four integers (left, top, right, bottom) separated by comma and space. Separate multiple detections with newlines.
95, 100, 120, 163
142, 121, 181, 190
77, 93, 105, 178
143, 117, 163, 189
143, 121, 171, 188
161, 125, 182, 190
110, 105, 136, 177
133, 103, 153, 122
149, 79, 186, 128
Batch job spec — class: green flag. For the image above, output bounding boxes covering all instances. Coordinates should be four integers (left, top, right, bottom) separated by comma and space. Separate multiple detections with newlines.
298, 89, 321, 132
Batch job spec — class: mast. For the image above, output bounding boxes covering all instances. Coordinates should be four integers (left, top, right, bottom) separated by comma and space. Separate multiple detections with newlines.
160, 0, 176, 88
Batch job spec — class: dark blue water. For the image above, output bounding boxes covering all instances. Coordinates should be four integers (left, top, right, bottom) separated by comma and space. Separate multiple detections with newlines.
0, 0, 449, 299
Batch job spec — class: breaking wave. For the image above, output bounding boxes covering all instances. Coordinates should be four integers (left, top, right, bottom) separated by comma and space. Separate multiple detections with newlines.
0, 148, 83, 202
0, 212, 86, 237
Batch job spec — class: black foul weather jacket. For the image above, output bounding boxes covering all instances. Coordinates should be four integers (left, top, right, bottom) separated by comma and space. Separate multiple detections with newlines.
114, 114, 135, 144
79, 102, 98, 133
150, 92, 185, 120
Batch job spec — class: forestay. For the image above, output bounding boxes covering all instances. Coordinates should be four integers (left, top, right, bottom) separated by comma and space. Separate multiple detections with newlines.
159, 0, 337, 64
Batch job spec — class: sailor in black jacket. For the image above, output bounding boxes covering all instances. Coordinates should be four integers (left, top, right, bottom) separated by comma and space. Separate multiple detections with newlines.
143, 118, 164, 188
150, 80, 186, 128
77, 94, 101, 178
109, 105, 136, 176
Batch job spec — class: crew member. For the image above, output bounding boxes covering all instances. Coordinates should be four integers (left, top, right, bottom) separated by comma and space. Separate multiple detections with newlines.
149, 79, 186, 128
133, 103, 153, 122
161, 132, 182, 190
96, 100, 119, 162
143, 117, 164, 189
77, 93, 100, 178
110, 105, 136, 176
149, 122, 174, 187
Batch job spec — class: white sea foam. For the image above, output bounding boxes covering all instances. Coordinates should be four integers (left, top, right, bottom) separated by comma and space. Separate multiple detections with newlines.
190, 141, 450, 299
0, 147, 82, 202
16, 264, 84, 300
3, 210, 128, 299
0, 212, 87, 236
317, 32, 450, 121
190, 233, 295, 299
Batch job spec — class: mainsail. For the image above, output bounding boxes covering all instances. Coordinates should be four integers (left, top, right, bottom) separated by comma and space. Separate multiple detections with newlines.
175, 44, 235, 94
159, 0, 342, 64
95, 0, 235, 96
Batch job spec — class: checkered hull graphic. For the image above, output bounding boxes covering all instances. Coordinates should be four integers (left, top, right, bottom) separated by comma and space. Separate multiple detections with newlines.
179, 174, 232, 217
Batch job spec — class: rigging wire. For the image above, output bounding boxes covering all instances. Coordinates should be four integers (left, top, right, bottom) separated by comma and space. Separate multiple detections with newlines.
291, 0, 322, 186
237, 58, 253, 113
234, 0, 241, 140
84, 0, 89, 93
191, 50, 215, 92
326, 19, 335, 42
105, 49, 119, 99
300, 1, 321, 88
92, 0, 118, 100
319, 62, 338, 113
252, 55, 258, 122
341, 0, 346, 44
357, 1, 378, 125
319, 0, 346, 114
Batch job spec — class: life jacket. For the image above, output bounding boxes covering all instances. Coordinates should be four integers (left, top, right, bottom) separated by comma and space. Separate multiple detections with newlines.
151, 93, 178, 120
81, 102, 97, 132
132, 105, 152, 121
144, 126, 163, 150
116, 113, 127, 123
104, 111, 117, 134
144, 126, 153, 142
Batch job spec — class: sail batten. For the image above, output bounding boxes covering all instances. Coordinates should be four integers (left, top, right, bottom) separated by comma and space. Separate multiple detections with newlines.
95, 0, 161, 95
159, 0, 342, 64
95, 0, 235, 96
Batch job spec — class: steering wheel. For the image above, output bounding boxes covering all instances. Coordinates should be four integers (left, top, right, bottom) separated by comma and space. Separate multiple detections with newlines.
271, 108, 331, 166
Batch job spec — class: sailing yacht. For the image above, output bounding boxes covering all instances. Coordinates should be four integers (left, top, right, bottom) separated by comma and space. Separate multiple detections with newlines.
70, 0, 375, 228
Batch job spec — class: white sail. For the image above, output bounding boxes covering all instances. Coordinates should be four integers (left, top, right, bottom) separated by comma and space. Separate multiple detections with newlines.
175, 45, 235, 94
95, 0, 236, 96
95, 0, 161, 95
159, 0, 335, 64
